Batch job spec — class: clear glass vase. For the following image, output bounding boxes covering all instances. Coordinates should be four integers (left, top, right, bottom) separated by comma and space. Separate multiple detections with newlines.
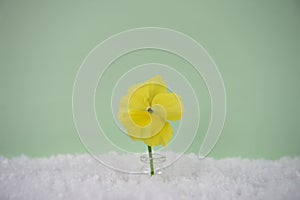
140, 152, 166, 175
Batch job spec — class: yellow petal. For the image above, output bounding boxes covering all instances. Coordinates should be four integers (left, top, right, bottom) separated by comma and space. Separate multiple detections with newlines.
145, 75, 167, 101
128, 85, 150, 111
145, 104, 167, 136
128, 76, 167, 108
144, 122, 173, 147
118, 102, 166, 139
129, 109, 151, 127
152, 93, 184, 121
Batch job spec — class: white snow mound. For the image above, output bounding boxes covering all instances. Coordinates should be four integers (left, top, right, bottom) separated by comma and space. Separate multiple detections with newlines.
0, 153, 300, 200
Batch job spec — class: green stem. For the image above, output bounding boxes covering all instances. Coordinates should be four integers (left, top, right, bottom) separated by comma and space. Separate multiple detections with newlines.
147, 145, 154, 176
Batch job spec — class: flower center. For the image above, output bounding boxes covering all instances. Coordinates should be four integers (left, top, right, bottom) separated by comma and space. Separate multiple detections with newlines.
147, 107, 154, 114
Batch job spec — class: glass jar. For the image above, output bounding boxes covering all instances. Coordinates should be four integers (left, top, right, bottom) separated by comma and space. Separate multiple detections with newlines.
140, 152, 166, 175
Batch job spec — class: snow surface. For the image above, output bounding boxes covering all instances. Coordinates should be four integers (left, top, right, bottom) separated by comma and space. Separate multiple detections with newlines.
0, 153, 300, 200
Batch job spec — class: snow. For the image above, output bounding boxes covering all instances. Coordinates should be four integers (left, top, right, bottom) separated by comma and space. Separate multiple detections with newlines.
1, 153, 300, 200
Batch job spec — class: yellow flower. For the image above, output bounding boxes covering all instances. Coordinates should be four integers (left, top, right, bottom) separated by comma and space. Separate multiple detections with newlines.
118, 75, 184, 147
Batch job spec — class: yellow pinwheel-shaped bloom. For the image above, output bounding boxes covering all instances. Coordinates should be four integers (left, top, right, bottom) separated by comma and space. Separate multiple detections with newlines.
118, 75, 184, 147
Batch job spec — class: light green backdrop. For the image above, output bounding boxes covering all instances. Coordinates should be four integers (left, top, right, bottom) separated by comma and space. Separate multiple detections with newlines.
1, 0, 299, 159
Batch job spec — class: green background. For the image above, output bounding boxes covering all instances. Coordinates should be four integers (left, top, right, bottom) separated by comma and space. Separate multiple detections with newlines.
1, 0, 299, 159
